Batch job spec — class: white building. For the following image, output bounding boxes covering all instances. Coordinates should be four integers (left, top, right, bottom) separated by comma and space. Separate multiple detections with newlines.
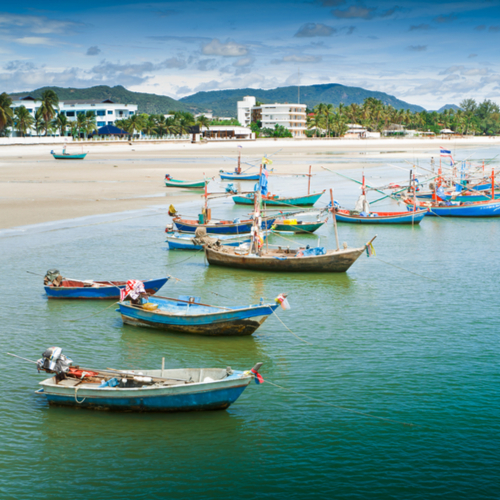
10, 96, 138, 134
237, 96, 307, 138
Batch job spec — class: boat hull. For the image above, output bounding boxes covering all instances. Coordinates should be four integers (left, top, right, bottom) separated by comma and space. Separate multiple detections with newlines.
165, 179, 205, 188
407, 201, 500, 217
335, 210, 427, 224
204, 246, 365, 272
166, 232, 260, 250
52, 154, 87, 160
233, 191, 324, 207
44, 277, 169, 299
118, 297, 278, 336
271, 221, 325, 233
38, 372, 251, 412
220, 172, 260, 181
173, 218, 275, 235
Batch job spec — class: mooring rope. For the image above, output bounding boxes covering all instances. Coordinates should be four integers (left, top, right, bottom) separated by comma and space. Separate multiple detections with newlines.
264, 379, 415, 427
272, 309, 312, 345
372, 256, 439, 282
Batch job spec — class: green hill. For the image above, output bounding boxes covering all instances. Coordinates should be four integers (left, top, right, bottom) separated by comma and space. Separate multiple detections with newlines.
180, 83, 425, 116
9, 85, 201, 115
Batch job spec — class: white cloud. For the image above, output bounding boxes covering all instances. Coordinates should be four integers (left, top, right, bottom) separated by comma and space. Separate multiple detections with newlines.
294, 23, 336, 38
15, 36, 57, 46
271, 54, 322, 64
0, 13, 82, 35
202, 39, 248, 57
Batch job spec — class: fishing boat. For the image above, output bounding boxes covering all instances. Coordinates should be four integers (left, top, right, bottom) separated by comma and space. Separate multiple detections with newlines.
233, 191, 325, 207
43, 270, 168, 299
204, 239, 374, 273
220, 171, 260, 181
165, 230, 260, 250
335, 209, 428, 224
271, 217, 327, 234
172, 216, 276, 235
165, 175, 206, 189
117, 294, 282, 336
404, 169, 500, 217
51, 149, 86, 160
17, 348, 264, 412
405, 199, 500, 217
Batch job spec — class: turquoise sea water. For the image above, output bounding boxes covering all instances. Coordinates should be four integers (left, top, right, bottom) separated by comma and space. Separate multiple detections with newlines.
1, 151, 499, 499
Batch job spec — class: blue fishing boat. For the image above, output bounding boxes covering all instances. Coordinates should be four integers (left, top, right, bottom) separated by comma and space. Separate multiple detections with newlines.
117, 294, 281, 336
220, 171, 260, 181
233, 191, 325, 207
405, 199, 500, 217
29, 347, 263, 412
51, 149, 87, 160
173, 217, 276, 235
165, 231, 266, 250
44, 271, 168, 299
335, 208, 428, 224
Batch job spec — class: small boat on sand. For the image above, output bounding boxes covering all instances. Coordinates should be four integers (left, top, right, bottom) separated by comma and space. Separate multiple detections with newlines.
43, 270, 168, 299
51, 149, 86, 160
117, 293, 283, 336
220, 171, 260, 180
14, 348, 264, 412
165, 175, 206, 189
165, 229, 266, 250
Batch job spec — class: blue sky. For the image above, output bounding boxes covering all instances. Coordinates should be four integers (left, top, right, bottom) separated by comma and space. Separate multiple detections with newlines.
1, 0, 500, 108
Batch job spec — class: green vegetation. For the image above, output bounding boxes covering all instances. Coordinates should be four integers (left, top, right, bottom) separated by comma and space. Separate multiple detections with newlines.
115, 111, 196, 138
209, 118, 241, 126
14, 106, 35, 137
0, 93, 14, 136
179, 83, 425, 117
37, 90, 59, 136
306, 97, 500, 136
260, 124, 293, 138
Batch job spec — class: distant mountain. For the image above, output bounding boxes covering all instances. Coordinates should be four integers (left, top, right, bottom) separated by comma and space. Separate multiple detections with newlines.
9, 85, 201, 115
180, 83, 425, 116
436, 104, 461, 113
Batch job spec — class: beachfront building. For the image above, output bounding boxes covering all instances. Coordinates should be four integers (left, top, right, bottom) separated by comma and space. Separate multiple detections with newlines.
199, 125, 253, 141
237, 96, 307, 138
9, 96, 138, 135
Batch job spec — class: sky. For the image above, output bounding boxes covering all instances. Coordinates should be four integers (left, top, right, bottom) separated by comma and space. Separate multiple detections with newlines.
1, 0, 500, 109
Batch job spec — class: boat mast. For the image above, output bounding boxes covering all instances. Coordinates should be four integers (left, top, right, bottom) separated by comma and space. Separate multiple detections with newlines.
308, 165, 312, 195
492, 169, 495, 200
237, 149, 241, 174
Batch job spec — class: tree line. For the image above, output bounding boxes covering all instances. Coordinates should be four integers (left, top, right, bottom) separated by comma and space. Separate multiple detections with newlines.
306, 97, 500, 137
0, 90, 241, 138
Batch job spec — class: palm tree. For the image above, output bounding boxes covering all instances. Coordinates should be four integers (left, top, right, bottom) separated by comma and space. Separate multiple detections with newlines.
175, 112, 195, 136
14, 106, 34, 137
37, 90, 59, 136
124, 113, 145, 138
84, 110, 97, 138
196, 114, 210, 130
0, 93, 13, 135
75, 112, 86, 138
52, 112, 68, 137
307, 112, 324, 137
143, 115, 158, 137
34, 108, 45, 137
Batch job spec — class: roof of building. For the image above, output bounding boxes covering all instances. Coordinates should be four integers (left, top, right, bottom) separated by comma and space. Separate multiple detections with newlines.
11, 95, 36, 102
62, 99, 116, 105
92, 124, 128, 135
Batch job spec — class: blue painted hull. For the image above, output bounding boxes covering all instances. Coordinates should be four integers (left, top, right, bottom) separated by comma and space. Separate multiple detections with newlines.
45, 277, 169, 299
52, 153, 87, 160
233, 191, 324, 207
220, 172, 260, 180
408, 201, 500, 217
173, 218, 275, 234
42, 384, 248, 412
335, 210, 427, 224
166, 232, 260, 250
118, 296, 279, 336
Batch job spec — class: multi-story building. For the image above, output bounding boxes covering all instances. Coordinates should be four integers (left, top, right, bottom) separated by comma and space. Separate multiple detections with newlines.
237, 96, 307, 138
9, 96, 138, 134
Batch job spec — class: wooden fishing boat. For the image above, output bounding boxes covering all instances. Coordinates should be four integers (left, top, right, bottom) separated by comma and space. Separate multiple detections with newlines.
233, 190, 325, 207
220, 171, 260, 181
44, 274, 169, 299
173, 216, 276, 235
165, 175, 205, 189
165, 231, 257, 250
204, 238, 374, 273
271, 219, 326, 233
29, 347, 263, 412
117, 295, 280, 336
51, 151, 87, 160
404, 199, 500, 217
335, 208, 428, 224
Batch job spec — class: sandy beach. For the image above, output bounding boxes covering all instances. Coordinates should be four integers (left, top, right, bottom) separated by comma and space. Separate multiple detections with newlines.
1, 136, 498, 229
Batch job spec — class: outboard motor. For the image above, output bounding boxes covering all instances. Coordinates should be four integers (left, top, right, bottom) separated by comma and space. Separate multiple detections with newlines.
44, 269, 63, 286
37, 347, 73, 374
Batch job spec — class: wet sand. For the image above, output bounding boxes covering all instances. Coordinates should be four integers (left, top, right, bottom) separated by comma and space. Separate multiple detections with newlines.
0, 137, 498, 229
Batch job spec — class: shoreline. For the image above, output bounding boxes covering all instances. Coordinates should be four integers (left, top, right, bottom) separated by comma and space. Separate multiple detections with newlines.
1, 137, 499, 230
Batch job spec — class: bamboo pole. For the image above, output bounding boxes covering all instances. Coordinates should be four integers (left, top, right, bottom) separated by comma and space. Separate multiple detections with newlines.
330, 189, 340, 251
